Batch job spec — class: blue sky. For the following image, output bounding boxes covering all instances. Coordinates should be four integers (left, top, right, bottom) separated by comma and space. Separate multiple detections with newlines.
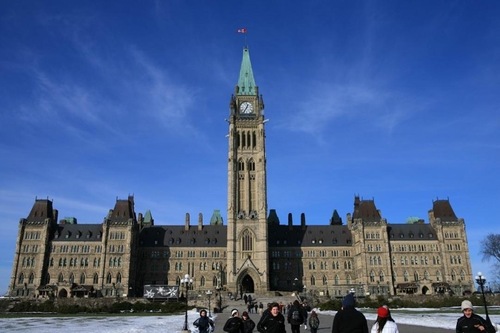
1, 1, 499, 294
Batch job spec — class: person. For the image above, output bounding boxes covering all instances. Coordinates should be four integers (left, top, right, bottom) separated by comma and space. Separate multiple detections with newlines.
224, 308, 245, 333
242, 311, 256, 333
257, 302, 287, 333
193, 309, 215, 333
244, 294, 248, 304
331, 293, 368, 333
288, 300, 306, 333
370, 306, 398, 333
456, 300, 496, 333
308, 310, 320, 333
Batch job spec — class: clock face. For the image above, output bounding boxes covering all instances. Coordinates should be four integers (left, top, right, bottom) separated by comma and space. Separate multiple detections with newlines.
240, 101, 254, 114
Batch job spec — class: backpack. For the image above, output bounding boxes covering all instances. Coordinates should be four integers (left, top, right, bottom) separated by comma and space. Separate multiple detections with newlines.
292, 310, 303, 324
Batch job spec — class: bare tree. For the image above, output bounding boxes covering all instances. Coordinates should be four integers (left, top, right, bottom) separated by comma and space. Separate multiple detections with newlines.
481, 233, 500, 263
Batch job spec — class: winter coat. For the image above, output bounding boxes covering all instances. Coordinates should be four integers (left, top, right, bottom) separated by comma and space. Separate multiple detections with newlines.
193, 316, 215, 333
243, 318, 256, 333
224, 316, 245, 333
456, 313, 496, 333
332, 307, 369, 333
370, 320, 399, 333
257, 312, 287, 333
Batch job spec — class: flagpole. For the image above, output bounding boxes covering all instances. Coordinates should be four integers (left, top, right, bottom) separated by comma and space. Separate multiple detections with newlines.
237, 28, 248, 48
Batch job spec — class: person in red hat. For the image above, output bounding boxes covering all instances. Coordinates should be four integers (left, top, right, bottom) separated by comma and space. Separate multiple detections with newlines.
370, 305, 399, 333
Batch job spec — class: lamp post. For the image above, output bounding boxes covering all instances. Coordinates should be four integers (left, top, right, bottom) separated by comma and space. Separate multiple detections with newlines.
181, 274, 193, 332
206, 290, 213, 317
475, 272, 492, 326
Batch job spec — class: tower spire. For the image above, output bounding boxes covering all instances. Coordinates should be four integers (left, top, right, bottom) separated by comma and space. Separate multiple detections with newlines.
237, 47, 257, 96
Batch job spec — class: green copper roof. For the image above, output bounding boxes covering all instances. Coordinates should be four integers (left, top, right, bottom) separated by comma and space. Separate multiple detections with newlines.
209, 209, 224, 225
237, 48, 256, 95
143, 210, 153, 224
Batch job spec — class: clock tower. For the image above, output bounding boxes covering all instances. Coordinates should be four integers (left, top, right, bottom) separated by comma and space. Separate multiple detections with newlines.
226, 47, 269, 293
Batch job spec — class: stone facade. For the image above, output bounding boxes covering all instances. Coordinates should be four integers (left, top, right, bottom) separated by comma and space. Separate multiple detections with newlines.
8, 47, 474, 299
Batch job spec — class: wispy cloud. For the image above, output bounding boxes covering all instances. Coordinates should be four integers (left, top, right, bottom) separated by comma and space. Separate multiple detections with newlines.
282, 80, 416, 141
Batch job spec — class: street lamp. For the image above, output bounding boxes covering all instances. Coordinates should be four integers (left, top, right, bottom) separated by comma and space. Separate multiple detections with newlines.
206, 290, 213, 317
475, 272, 492, 326
181, 274, 193, 332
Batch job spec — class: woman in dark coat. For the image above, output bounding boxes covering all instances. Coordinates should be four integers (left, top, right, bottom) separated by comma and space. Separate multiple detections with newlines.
193, 309, 215, 333
242, 311, 256, 333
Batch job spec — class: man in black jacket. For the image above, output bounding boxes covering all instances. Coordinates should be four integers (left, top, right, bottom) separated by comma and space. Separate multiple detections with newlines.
456, 300, 496, 333
331, 293, 368, 333
287, 300, 306, 333
257, 302, 286, 333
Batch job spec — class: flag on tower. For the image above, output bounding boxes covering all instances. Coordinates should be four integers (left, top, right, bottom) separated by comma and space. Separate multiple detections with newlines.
237, 28, 247, 34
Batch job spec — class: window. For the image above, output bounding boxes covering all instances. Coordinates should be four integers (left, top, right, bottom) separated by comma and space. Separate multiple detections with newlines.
242, 229, 253, 252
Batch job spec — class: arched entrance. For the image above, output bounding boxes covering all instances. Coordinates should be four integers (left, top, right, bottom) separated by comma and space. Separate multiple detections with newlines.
241, 274, 255, 293
422, 286, 429, 295
58, 288, 68, 298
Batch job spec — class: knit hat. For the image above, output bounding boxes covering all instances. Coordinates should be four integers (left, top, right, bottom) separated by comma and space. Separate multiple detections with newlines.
231, 309, 239, 316
461, 300, 473, 311
342, 293, 355, 308
377, 306, 389, 318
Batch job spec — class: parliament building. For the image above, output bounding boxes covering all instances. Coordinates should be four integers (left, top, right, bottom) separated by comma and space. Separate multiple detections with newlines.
9, 47, 474, 300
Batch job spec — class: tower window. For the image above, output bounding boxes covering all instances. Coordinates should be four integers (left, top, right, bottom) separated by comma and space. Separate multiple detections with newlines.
241, 229, 253, 253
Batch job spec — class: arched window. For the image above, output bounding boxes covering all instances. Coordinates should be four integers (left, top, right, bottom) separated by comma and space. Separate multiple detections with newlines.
106, 272, 112, 284
200, 276, 206, 287
310, 276, 316, 286
369, 271, 375, 283
334, 275, 339, 285
58, 273, 64, 283
322, 275, 328, 286
93, 273, 99, 284
80, 273, 86, 284
116, 273, 122, 284
241, 229, 253, 252
69, 273, 74, 284
18, 273, 24, 284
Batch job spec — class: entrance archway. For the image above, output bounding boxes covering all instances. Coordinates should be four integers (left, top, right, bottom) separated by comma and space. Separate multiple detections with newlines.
58, 288, 68, 298
241, 274, 255, 293
422, 286, 429, 295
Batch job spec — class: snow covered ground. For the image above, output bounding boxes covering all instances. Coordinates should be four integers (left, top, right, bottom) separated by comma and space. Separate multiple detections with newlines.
0, 307, 498, 332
